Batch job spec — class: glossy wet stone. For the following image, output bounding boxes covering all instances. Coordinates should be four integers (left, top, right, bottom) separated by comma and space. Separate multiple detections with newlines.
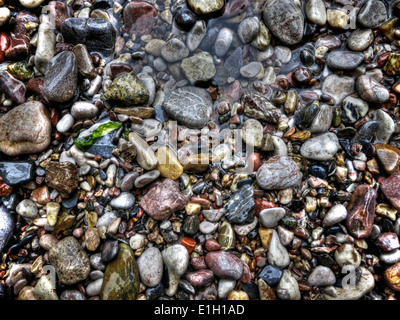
356, 75, 390, 103
0, 161, 34, 186
61, 18, 116, 56
224, 184, 255, 225
123, 1, 158, 36
346, 184, 377, 239
357, 0, 387, 29
100, 243, 140, 300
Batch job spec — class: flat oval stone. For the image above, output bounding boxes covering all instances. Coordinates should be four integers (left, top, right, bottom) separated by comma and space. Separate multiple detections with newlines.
100, 243, 140, 300
164, 86, 213, 129
262, 0, 304, 46
256, 156, 302, 190
109, 192, 136, 210
16, 199, 38, 219
56, 114, 74, 133
347, 29, 374, 51
42, 51, 77, 103
71, 102, 99, 119
161, 38, 189, 63
49, 237, 91, 285
300, 132, 339, 161
134, 170, 160, 188
322, 74, 355, 105
0, 101, 51, 156
137, 247, 163, 287
205, 251, 244, 280
326, 51, 364, 71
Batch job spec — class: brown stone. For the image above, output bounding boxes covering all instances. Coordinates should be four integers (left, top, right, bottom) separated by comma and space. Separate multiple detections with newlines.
123, 1, 158, 36
139, 179, 187, 220
345, 184, 377, 239
375, 144, 400, 175
190, 256, 208, 270
45, 161, 79, 198
0, 101, 51, 156
85, 227, 100, 251
49, 237, 90, 285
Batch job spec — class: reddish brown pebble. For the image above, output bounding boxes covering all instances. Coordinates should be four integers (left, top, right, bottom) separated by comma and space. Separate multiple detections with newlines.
346, 184, 377, 239
205, 239, 221, 251
376, 233, 400, 252
186, 269, 214, 287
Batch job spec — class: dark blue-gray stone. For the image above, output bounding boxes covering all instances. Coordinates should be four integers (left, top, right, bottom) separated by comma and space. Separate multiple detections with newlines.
326, 51, 364, 71
154, 105, 169, 123
224, 184, 255, 225
146, 283, 164, 300
258, 265, 283, 286
0, 161, 34, 186
62, 192, 79, 209
87, 132, 116, 159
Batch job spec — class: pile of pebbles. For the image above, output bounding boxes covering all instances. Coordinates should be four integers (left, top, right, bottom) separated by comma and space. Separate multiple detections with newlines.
1, 0, 400, 301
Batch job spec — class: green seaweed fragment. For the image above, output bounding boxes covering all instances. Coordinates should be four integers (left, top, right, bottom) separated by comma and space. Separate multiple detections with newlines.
73, 121, 122, 151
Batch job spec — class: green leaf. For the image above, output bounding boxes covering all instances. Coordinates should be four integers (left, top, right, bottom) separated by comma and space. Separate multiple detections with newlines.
73, 121, 122, 151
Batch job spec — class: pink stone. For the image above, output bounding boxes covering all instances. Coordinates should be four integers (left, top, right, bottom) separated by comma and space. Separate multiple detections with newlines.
186, 269, 214, 287
376, 233, 400, 252
205, 251, 243, 280
205, 239, 221, 252
190, 256, 208, 270
379, 171, 400, 211
123, 1, 158, 36
139, 179, 187, 220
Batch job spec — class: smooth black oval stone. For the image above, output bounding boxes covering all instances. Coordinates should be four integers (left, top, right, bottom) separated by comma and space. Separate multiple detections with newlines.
308, 164, 328, 179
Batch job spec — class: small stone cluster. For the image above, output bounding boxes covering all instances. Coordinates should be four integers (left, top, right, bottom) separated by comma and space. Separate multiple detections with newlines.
1, 0, 400, 301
